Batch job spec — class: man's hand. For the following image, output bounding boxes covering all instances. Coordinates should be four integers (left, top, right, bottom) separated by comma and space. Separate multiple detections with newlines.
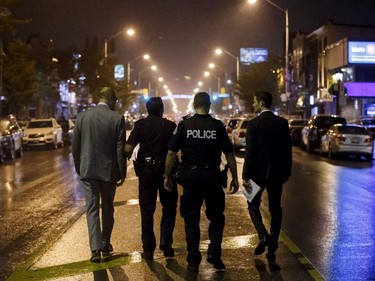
242, 179, 251, 191
116, 178, 125, 187
163, 174, 174, 192
229, 178, 239, 194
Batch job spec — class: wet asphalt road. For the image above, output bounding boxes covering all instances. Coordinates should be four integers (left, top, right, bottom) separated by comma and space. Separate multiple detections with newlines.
0, 145, 374, 280
0, 146, 85, 281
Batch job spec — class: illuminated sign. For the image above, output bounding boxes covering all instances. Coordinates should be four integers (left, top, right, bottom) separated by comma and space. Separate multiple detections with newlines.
240, 48, 268, 65
348, 41, 375, 64
114, 64, 125, 80
345, 82, 375, 97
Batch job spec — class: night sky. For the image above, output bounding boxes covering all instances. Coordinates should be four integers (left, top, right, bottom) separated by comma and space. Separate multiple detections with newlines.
13, 0, 375, 94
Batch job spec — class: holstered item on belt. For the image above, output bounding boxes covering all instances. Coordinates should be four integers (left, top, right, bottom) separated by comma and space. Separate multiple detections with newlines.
171, 157, 183, 184
220, 164, 229, 188
144, 157, 163, 167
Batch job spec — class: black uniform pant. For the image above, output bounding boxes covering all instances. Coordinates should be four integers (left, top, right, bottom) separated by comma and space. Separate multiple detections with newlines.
247, 178, 283, 251
139, 165, 178, 253
180, 168, 225, 265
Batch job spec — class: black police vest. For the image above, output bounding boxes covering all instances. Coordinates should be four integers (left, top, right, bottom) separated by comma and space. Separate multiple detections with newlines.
181, 116, 223, 168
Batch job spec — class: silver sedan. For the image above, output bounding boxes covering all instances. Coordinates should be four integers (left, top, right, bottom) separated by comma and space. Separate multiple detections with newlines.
320, 124, 373, 161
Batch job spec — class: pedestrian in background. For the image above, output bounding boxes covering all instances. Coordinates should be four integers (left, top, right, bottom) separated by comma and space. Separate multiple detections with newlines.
242, 91, 292, 262
125, 97, 178, 261
72, 87, 126, 263
164, 92, 239, 273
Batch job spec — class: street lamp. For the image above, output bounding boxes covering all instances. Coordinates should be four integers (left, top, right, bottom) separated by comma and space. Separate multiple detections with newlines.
204, 71, 221, 93
104, 27, 135, 61
214, 48, 239, 82
148, 76, 163, 97
208, 63, 228, 83
248, 0, 289, 95
138, 65, 157, 89
127, 54, 150, 87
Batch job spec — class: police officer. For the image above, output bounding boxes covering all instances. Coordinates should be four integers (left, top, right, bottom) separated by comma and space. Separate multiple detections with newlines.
164, 92, 239, 272
125, 97, 178, 261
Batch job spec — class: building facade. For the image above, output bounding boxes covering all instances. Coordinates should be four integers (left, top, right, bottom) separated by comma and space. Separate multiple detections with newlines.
291, 21, 375, 121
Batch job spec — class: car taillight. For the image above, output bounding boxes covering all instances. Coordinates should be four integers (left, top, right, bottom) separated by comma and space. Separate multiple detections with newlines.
239, 131, 246, 138
364, 137, 372, 143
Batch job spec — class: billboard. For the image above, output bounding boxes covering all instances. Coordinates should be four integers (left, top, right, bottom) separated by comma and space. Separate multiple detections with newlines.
348, 41, 375, 64
114, 64, 125, 80
240, 48, 268, 65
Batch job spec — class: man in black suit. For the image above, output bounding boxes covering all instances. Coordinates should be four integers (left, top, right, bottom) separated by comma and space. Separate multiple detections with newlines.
242, 91, 292, 261
72, 87, 126, 263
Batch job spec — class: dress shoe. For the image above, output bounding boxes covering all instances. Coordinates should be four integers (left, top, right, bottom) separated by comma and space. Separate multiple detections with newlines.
160, 244, 174, 258
187, 263, 199, 272
102, 244, 113, 260
90, 250, 101, 263
254, 237, 269, 255
207, 254, 226, 272
141, 251, 154, 261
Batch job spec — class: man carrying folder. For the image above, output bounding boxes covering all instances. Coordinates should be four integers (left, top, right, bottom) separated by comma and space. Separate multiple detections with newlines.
242, 91, 292, 262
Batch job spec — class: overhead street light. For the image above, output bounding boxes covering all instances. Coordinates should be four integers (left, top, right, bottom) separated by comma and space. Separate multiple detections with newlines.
138, 64, 157, 89
248, 0, 289, 95
208, 62, 228, 82
214, 48, 239, 82
104, 27, 136, 61
127, 54, 150, 87
204, 71, 221, 93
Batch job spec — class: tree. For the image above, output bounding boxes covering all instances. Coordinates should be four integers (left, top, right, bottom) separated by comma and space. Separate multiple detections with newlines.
2, 39, 37, 117
236, 56, 282, 112
92, 57, 134, 114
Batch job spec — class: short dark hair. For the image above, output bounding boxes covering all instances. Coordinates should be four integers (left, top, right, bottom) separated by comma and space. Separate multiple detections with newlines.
146, 97, 164, 116
194, 92, 211, 108
99, 87, 117, 101
254, 91, 272, 108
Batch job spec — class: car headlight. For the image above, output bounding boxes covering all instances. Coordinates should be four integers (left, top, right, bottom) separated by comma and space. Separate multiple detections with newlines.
46, 130, 54, 136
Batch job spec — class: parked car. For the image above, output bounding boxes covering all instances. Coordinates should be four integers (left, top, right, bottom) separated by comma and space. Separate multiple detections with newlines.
0, 115, 24, 160
231, 118, 251, 152
288, 119, 308, 145
57, 118, 75, 144
349, 117, 375, 138
301, 115, 347, 153
320, 124, 373, 161
223, 117, 242, 139
23, 118, 63, 149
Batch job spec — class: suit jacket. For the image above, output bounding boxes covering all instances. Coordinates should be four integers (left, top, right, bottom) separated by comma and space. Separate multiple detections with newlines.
72, 104, 126, 183
242, 111, 292, 182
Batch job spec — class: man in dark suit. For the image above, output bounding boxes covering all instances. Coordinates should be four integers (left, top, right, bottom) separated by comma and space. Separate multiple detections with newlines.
72, 87, 126, 263
242, 91, 292, 262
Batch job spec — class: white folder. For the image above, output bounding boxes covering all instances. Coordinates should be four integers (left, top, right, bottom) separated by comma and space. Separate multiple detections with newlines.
242, 179, 262, 203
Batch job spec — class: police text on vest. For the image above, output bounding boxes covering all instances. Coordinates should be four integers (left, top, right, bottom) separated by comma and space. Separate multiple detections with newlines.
187, 130, 217, 139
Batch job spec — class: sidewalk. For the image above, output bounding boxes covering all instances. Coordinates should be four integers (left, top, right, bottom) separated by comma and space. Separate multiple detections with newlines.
6, 166, 323, 281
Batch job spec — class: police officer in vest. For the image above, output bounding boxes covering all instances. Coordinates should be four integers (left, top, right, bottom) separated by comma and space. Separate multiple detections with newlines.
125, 97, 178, 260
164, 92, 239, 272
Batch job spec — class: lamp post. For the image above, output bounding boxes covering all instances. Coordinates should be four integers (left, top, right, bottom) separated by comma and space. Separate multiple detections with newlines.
214, 48, 239, 82
104, 27, 135, 62
204, 71, 221, 93
148, 76, 163, 97
248, 0, 289, 96
208, 63, 228, 87
127, 54, 150, 87
138, 65, 157, 89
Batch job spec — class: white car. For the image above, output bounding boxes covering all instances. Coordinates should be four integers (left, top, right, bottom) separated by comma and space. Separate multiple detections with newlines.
231, 118, 251, 152
23, 118, 63, 149
320, 124, 373, 161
